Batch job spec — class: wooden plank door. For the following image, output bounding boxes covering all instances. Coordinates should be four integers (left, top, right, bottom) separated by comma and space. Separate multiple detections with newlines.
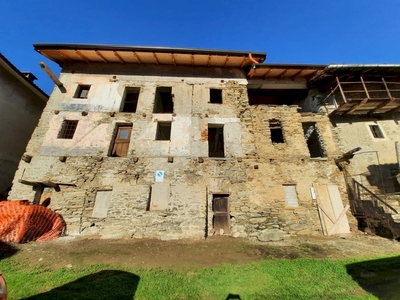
111, 125, 132, 157
213, 196, 230, 235
314, 184, 350, 235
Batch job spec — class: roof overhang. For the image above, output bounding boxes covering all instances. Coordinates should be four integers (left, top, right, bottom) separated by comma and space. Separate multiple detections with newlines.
0, 53, 48, 102
34, 44, 266, 68
247, 63, 326, 82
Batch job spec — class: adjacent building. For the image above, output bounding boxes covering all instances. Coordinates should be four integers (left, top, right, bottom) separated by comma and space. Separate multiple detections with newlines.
0, 53, 48, 196
8, 44, 400, 240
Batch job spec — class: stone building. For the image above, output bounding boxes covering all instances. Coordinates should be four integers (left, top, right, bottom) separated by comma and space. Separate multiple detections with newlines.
9, 44, 367, 240
312, 65, 400, 238
0, 53, 48, 196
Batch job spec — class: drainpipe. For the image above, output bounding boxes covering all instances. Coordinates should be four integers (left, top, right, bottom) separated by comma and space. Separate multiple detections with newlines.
248, 53, 259, 64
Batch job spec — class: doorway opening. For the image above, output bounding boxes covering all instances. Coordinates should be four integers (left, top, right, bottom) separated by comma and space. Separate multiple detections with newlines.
212, 194, 230, 235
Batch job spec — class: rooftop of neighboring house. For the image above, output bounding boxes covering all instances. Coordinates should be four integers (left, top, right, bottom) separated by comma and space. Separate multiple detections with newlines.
0, 52, 48, 102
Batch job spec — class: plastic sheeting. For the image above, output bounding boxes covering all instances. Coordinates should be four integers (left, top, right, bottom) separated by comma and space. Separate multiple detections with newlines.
0, 201, 64, 243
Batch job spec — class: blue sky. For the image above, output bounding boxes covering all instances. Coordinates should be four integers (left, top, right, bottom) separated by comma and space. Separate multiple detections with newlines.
1, 0, 400, 94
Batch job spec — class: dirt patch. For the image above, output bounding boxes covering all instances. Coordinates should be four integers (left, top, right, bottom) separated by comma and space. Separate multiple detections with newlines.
5, 233, 400, 270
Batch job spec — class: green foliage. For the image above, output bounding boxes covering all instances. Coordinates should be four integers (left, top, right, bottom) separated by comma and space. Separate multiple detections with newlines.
1, 255, 398, 299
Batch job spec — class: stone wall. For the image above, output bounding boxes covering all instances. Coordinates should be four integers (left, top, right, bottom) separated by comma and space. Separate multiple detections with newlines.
9, 64, 351, 240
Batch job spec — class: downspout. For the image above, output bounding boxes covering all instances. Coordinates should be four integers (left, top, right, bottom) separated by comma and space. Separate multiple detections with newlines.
248, 53, 259, 64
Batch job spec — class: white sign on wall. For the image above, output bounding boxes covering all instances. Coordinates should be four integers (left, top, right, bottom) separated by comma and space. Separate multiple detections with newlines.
155, 170, 164, 182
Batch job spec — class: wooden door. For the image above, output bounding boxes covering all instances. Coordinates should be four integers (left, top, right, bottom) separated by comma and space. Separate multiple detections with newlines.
213, 196, 230, 235
111, 126, 132, 157
314, 184, 350, 235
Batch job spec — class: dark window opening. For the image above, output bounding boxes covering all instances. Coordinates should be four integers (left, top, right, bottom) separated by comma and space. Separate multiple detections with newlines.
58, 120, 78, 139
212, 194, 230, 235
154, 87, 173, 113
208, 125, 225, 157
369, 125, 384, 138
121, 87, 140, 112
110, 125, 132, 157
74, 85, 91, 99
269, 120, 284, 143
156, 122, 172, 140
248, 89, 308, 105
210, 89, 222, 104
302, 122, 326, 158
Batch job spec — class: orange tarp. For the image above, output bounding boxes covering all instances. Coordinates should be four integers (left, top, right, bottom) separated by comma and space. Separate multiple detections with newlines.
0, 201, 64, 243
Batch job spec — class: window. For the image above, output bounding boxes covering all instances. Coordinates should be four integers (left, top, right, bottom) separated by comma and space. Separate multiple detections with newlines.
210, 89, 222, 104
74, 85, 91, 98
58, 120, 78, 139
283, 185, 299, 207
110, 125, 132, 157
248, 89, 308, 105
269, 120, 284, 143
208, 125, 224, 157
154, 87, 173, 113
369, 125, 384, 138
302, 122, 326, 158
156, 122, 172, 140
121, 87, 140, 112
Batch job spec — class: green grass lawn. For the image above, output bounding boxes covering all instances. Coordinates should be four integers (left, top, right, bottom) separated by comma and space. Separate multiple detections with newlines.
1, 255, 399, 300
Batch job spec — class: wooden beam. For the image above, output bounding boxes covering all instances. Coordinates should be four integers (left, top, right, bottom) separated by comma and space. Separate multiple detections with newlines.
171, 53, 176, 66
262, 68, 272, 80
153, 53, 159, 65
57, 50, 72, 60
191, 54, 194, 66
95, 50, 108, 63
207, 54, 211, 67
336, 77, 347, 103
290, 69, 303, 80
113, 51, 125, 64
368, 97, 396, 114
239, 56, 247, 68
276, 69, 288, 79
75, 50, 90, 63
360, 77, 370, 98
132, 52, 142, 64
343, 98, 369, 115
247, 68, 255, 78
382, 77, 393, 99
223, 55, 229, 67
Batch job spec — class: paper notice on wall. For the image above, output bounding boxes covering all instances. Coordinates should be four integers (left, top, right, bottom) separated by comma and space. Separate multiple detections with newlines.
155, 170, 164, 182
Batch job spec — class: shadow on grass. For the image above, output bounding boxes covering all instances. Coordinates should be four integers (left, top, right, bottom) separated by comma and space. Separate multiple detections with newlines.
0, 241, 19, 259
346, 255, 400, 300
22, 270, 139, 300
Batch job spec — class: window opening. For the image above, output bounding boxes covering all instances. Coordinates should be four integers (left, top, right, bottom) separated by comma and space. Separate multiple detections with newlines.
121, 87, 140, 112
156, 122, 172, 140
208, 125, 224, 157
283, 185, 299, 207
154, 87, 173, 113
212, 194, 230, 235
110, 125, 132, 157
269, 120, 284, 143
210, 89, 222, 104
74, 85, 91, 99
302, 122, 326, 158
369, 125, 384, 138
248, 89, 308, 105
58, 120, 78, 139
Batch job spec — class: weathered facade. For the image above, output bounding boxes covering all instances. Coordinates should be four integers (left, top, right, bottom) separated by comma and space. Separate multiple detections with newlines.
0, 53, 48, 196
12, 44, 398, 240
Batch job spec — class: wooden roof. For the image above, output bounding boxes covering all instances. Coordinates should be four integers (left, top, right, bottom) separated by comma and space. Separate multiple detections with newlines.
247, 63, 326, 81
34, 44, 266, 68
